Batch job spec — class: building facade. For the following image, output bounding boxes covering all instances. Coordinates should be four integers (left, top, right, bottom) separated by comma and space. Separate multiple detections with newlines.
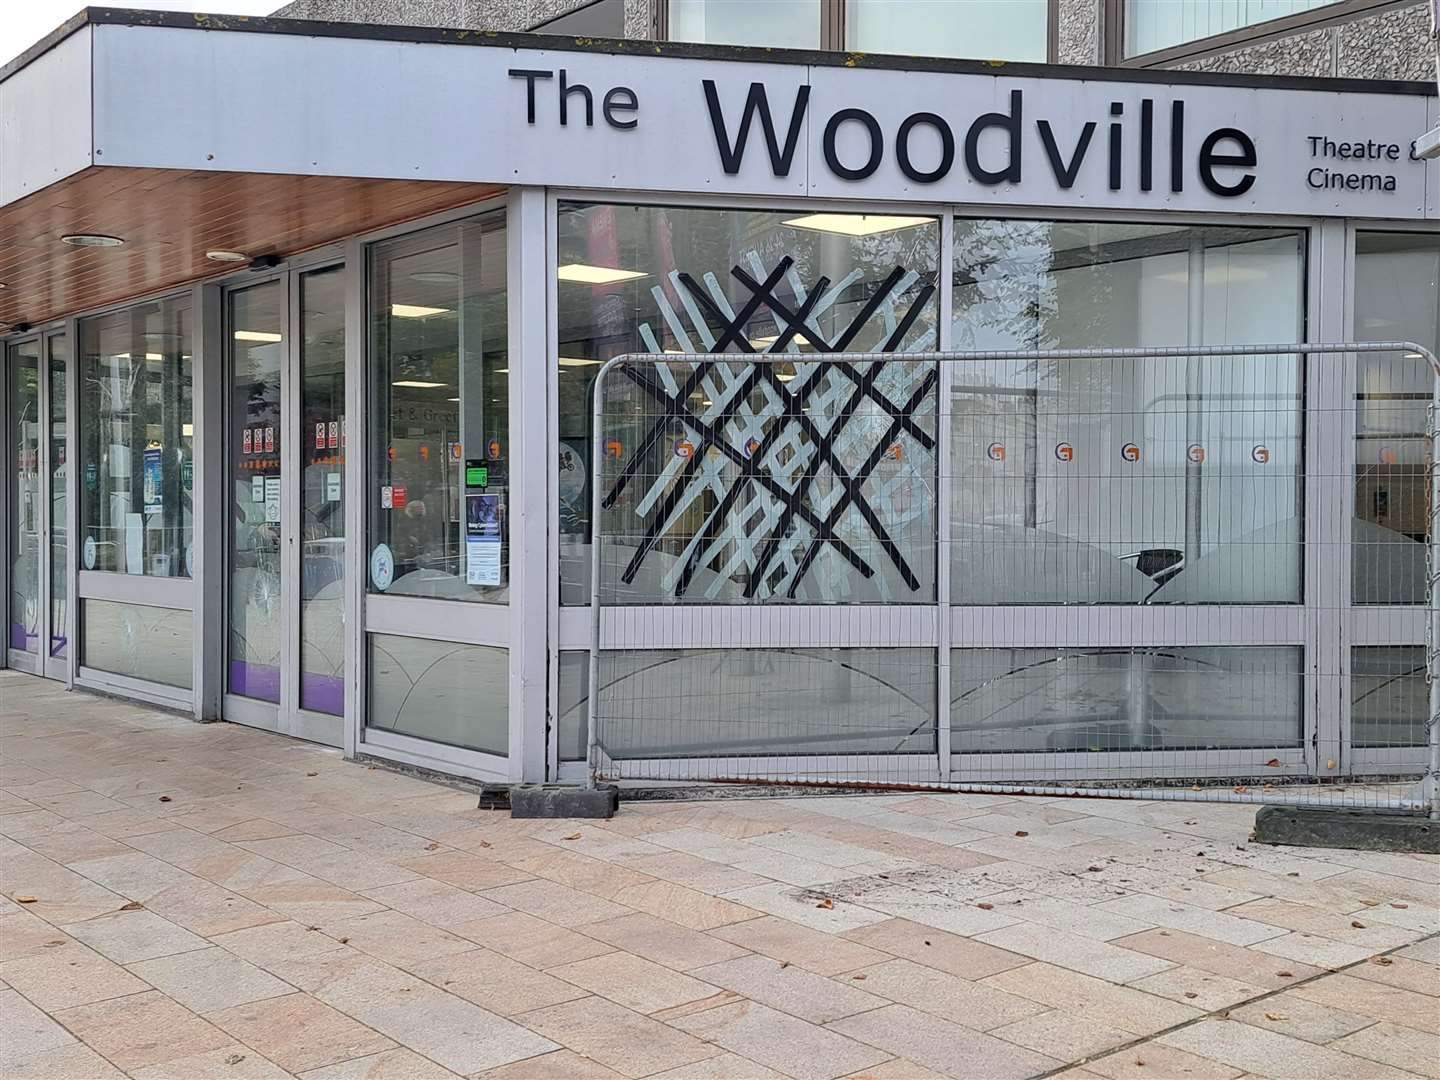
272, 0, 1438, 80
1, 7, 1436, 788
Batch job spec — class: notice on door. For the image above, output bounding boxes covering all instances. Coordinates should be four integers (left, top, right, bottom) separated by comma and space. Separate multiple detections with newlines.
465, 492, 502, 586
264, 476, 282, 523
142, 447, 164, 514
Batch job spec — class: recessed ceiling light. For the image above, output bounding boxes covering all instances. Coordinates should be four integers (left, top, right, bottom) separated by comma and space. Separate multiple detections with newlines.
234, 330, 282, 343
182, 423, 195, 437
558, 356, 604, 367
60, 233, 125, 248
556, 263, 648, 285
392, 380, 446, 388
391, 304, 450, 318
782, 214, 932, 237
206, 250, 249, 263
447, 396, 460, 402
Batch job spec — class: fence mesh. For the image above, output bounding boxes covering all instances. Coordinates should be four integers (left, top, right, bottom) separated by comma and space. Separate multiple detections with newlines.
585, 344, 1439, 815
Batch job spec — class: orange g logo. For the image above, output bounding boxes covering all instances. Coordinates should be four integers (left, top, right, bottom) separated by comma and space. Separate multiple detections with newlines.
1054, 443, 1074, 462
673, 439, 695, 459
886, 444, 903, 461
1251, 445, 1270, 464
1379, 447, 1399, 465
986, 443, 1006, 462
1186, 444, 1205, 464
604, 438, 624, 460
1121, 443, 1141, 463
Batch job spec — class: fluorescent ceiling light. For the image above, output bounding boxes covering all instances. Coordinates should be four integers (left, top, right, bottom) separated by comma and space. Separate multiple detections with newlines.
775, 372, 797, 382
557, 263, 648, 285
559, 356, 603, 367
391, 303, 450, 318
205, 250, 248, 263
447, 396, 460, 402
393, 380, 447, 388
182, 423, 194, 437
782, 214, 932, 237
145, 352, 163, 361
234, 330, 282, 343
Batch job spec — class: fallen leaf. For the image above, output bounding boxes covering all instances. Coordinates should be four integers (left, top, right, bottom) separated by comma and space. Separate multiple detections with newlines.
1360, 898, 1380, 906
338, 936, 350, 944
119, 901, 143, 912
43, 940, 64, 948
977, 902, 995, 910
1264, 1012, 1287, 1022
923, 940, 931, 946
1134, 1060, 1144, 1067
561, 833, 582, 841
424, 842, 440, 851
1286, 872, 1300, 877
1277, 971, 1294, 978
158, 795, 172, 803
225, 1054, 245, 1066
1086, 865, 1103, 873
816, 898, 834, 910
779, 961, 790, 969
14, 895, 36, 903
306, 925, 320, 931
1372, 957, 1393, 967
1013, 831, 1029, 838
1351, 920, 1366, 929
1183, 992, 1199, 999
477, 840, 492, 848
851, 974, 867, 981
1265, 759, 1282, 768
1390, 902, 1409, 909
306, 772, 318, 777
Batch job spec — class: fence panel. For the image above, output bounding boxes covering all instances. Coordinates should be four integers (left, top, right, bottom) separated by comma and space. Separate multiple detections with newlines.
586, 344, 1439, 816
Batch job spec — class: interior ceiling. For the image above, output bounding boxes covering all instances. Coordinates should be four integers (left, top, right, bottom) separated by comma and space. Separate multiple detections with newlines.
0, 166, 504, 330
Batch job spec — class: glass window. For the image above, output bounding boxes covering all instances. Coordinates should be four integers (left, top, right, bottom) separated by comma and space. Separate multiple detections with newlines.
1125, 0, 1339, 56
368, 212, 509, 603
49, 337, 69, 658
669, 0, 821, 48
592, 647, 935, 759
79, 297, 194, 577
1351, 646, 1425, 750
558, 202, 940, 606
1352, 231, 1438, 606
367, 634, 507, 755
952, 646, 1302, 753
8, 341, 39, 653
228, 281, 283, 704
951, 220, 1305, 605
301, 269, 347, 716
846, 0, 1046, 61
81, 599, 193, 688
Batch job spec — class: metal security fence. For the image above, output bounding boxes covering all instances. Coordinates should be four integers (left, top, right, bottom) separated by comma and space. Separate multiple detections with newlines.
585, 344, 1439, 817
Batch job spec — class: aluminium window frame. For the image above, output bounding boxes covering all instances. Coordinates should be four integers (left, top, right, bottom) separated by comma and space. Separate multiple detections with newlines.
655, 0, 1057, 59
549, 186, 1382, 787
1104, 0, 1410, 69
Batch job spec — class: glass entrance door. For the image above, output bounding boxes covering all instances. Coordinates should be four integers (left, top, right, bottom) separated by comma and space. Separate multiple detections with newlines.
225, 266, 346, 745
6, 333, 69, 680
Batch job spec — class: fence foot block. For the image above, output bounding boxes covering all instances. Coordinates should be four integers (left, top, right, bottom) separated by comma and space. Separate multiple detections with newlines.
476, 784, 511, 811
1252, 805, 1439, 854
509, 783, 619, 820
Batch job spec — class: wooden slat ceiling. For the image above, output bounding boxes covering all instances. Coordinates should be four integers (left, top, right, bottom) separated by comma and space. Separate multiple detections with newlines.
0, 166, 504, 329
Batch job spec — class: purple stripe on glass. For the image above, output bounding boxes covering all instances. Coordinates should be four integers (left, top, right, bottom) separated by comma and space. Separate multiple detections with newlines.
301, 672, 345, 717
228, 659, 281, 703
